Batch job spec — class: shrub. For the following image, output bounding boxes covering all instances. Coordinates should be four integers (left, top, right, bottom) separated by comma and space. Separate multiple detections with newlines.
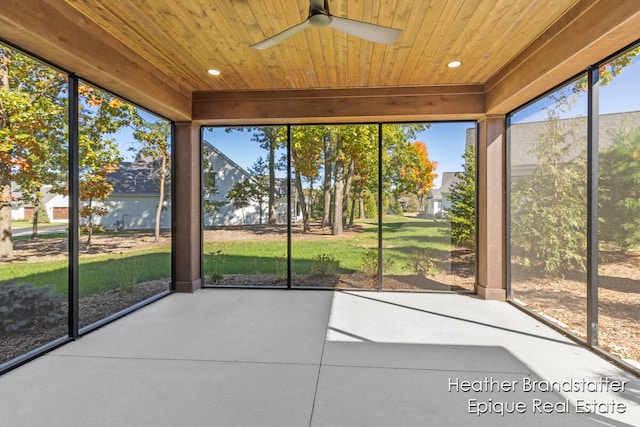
310, 253, 338, 276
363, 193, 378, 219
80, 224, 105, 234
274, 255, 287, 282
403, 250, 436, 277
204, 250, 225, 283
387, 200, 404, 216
0, 282, 65, 334
34, 204, 51, 224
112, 255, 145, 292
360, 250, 395, 280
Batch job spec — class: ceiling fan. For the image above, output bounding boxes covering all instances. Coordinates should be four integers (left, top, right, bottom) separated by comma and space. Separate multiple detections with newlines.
251, 0, 402, 50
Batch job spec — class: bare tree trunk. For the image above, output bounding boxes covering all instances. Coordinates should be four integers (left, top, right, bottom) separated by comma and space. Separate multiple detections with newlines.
359, 198, 366, 219
308, 180, 314, 220
342, 158, 355, 227
332, 158, 344, 236
349, 199, 356, 227
31, 199, 40, 238
0, 55, 13, 259
86, 198, 94, 246
291, 146, 310, 232
0, 165, 13, 259
268, 135, 277, 224
295, 171, 310, 232
322, 133, 332, 228
154, 154, 167, 242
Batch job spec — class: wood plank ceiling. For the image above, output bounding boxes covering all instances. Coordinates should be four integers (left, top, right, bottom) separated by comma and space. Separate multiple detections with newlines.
61, 0, 581, 92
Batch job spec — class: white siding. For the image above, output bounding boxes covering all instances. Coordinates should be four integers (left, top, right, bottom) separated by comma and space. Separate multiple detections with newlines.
87, 195, 171, 230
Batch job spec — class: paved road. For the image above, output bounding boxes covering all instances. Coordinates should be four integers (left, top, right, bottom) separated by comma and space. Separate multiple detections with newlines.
12, 224, 68, 237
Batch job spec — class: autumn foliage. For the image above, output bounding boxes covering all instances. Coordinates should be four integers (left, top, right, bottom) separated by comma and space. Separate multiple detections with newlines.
399, 141, 438, 210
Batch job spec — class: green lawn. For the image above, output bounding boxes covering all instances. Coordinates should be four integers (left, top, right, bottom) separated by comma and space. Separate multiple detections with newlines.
1, 216, 454, 296
0, 248, 171, 297
203, 216, 454, 277
11, 220, 33, 227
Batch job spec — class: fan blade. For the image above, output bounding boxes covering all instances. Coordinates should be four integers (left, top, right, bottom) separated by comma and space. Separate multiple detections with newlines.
329, 16, 401, 45
251, 20, 312, 50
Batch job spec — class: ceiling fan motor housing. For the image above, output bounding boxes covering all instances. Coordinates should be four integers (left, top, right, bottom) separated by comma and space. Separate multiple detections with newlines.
309, 9, 332, 27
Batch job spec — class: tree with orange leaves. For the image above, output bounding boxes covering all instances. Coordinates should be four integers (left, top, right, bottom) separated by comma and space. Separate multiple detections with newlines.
74, 83, 135, 245
0, 46, 67, 258
398, 141, 438, 211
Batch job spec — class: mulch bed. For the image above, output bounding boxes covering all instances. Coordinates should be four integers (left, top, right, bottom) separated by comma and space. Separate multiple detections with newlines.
511, 251, 640, 364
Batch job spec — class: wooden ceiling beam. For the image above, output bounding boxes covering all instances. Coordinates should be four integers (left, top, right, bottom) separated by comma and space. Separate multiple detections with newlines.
0, 0, 192, 121
486, 0, 640, 115
192, 85, 485, 125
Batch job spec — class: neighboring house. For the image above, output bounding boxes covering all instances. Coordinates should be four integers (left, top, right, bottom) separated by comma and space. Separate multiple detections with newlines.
93, 153, 171, 230
424, 127, 475, 218
10, 154, 170, 231
202, 142, 294, 227
425, 187, 442, 218
426, 172, 461, 218
10, 143, 295, 230
510, 110, 640, 178
10, 183, 70, 223
425, 111, 640, 217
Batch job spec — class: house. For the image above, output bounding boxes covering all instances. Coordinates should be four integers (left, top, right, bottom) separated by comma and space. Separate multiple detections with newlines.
9, 156, 170, 230
510, 110, 640, 178
202, 142, 294, 227
425, 172, 461, 218
91, 153, 172, 230
10, 144, 294, 230
10, 183, 70, 223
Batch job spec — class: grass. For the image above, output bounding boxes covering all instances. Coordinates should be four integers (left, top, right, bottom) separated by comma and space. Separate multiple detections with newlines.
1, 216, 456, 297
11, 220, 34, 227
203, 216, 455, 277
0, 248, 171, 297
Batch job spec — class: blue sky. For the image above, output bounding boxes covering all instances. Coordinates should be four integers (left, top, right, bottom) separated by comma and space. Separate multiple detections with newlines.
512, 56, 640, 123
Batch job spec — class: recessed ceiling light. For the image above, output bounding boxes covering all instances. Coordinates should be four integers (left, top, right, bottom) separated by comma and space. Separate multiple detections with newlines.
447, 61, 462, 68
208, 69, 221, 76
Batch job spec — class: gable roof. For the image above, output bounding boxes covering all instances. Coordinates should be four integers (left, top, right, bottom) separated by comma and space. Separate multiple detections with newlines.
108, 153, 165, 195
510, 110, 640, 173
440, 172, 461, 194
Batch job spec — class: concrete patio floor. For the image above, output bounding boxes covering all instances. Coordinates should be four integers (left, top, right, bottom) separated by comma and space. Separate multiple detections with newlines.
1, 289, 639, 426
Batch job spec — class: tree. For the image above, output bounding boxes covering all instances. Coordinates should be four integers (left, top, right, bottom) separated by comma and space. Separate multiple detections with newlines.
378, 124, 429, 218
133, 119, 171, 242
349, 135, 379, 224
0, 46, 67, 257
226, 158, 270, 225
448, 143, 476, 247
398, 141, 438, 210
246, 157, 270, 224
76, 83, 134, 245
227, 180, 252, 225
321, 131, 333, 228
599, 125, 640, 250
291, 126, 324, 232
574, 47, 640, 92
226, 127, 287, 224
511, 98, 588, 276
510, 48, 639, 275
329, 125, 379, 235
